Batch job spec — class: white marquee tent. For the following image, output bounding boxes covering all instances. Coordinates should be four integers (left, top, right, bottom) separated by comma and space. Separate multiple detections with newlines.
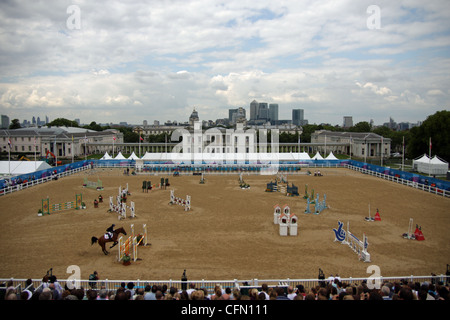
414, 154, 449, 175
0, 161, 52, 176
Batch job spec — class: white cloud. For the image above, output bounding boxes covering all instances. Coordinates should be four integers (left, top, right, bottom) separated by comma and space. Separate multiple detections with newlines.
0, 0, 449, 125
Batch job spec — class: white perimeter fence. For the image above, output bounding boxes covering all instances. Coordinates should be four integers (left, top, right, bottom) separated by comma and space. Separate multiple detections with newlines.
1, 162, 449, 198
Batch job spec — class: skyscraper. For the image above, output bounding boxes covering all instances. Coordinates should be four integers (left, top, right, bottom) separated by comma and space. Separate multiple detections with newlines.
1, 115, 9, 129
269, 104, 279, 123
258, 103, 269, 120
229, 107, 246, 124
343, 116, 353, 128
250, 100, 259, 121
292, 109, 304, 126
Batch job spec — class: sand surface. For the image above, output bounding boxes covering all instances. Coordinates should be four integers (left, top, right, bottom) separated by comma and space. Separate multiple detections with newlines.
0, 168, 449, 282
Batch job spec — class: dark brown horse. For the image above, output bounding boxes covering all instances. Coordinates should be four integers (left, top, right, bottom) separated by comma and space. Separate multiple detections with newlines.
91, 227, 127, 255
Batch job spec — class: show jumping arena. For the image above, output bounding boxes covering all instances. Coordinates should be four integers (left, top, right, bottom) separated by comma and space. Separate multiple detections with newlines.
0, 167, 449, 283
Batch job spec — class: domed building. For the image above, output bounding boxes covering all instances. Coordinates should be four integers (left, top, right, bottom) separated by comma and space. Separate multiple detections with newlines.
189, 108, 199, 126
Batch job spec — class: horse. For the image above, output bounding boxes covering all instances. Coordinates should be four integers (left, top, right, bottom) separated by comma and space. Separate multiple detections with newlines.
91, 227, 127, 255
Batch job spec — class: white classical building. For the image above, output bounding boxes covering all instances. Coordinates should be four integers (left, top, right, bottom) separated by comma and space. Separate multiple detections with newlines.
311, 130, 391, 159
0, 127, 123, 160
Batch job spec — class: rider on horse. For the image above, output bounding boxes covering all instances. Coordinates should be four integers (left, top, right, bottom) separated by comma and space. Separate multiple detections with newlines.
106, 224, 115, 240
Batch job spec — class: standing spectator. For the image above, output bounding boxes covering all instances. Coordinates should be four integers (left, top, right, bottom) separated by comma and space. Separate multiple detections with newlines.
296, 284, 306, 298
86, 289, 98, 300
20, 290, 32, 300
39, 288, 52, 300
89, 271, 99, 289
155, 290, 164, 300
25, 279, 35, 293
98, 289, 109, 300
260, 284, 270, 300
186, 283, 196, 297
275, 287, 289, 300
144, 284, 157, 300
287, 286, 297, 300
381, 286, 391, 300
221, 287, 231, 300
126, 282, 135, 297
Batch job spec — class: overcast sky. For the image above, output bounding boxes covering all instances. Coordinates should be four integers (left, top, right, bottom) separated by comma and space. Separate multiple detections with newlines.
0, 0, 449, 126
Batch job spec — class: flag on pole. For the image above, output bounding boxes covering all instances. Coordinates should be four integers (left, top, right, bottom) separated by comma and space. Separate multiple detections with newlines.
140, 135, 144, 141
8, 138, 12, 149
429, 137, 432, 158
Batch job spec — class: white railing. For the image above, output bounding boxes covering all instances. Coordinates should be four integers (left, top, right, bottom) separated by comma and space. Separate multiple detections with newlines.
345, 164, 450, 198
2, 161, 447, 198
2, 274, 448, 296
0, 166, 89, 197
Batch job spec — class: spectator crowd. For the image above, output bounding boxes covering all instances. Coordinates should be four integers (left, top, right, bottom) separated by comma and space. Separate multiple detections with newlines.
3, 273, 449, 301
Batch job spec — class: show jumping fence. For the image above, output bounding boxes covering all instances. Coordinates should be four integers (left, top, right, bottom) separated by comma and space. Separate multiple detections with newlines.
169, 190, 191, 211
118, 224, 148, 262
333, 220, 371, 263
83, 177, 103, 190
41, 194, 83, 215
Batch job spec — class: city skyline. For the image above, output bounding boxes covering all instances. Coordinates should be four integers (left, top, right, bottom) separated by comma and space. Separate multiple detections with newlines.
1, 1, 449, 126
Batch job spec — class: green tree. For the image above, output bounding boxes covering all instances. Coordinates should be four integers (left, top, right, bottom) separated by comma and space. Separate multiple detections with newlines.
118, 127, 139, 143
300, 124, 320, 143
373, 126, 410, 153
46, 118, 79, 127
407, 110, 450, 162
349, 121, 371, 132
83, 121, 104, 131
9, 119, 21, 129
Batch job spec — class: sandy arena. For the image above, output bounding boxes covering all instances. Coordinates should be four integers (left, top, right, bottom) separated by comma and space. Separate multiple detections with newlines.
0, 167, 449, 282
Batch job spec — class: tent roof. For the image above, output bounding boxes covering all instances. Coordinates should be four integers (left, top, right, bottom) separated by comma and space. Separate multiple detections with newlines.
128, 152, 140, 160
0, 161, 52, 175
430, 155, 448, 165
100, 152, 112, 160
312, 151, 324, 160
413, 154, 430, 163
325, 151, 338, 160
114, 152, 126, 160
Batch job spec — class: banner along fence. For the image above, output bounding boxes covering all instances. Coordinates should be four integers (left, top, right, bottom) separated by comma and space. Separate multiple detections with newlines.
1, 159, 449, 198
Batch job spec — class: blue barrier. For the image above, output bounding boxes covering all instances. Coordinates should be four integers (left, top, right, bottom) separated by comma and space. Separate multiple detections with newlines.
1, 158, 449, 193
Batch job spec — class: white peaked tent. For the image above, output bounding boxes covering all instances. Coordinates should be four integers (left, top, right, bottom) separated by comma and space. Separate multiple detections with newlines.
128, 152, 140, 160
100, 152, 113, 160
325, 151, 339, 160
114, 152, 126, 160
430, 156, 449, 175
414, 154, 449, 175
412, 154, 430, 172
312, 151, 324, 160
